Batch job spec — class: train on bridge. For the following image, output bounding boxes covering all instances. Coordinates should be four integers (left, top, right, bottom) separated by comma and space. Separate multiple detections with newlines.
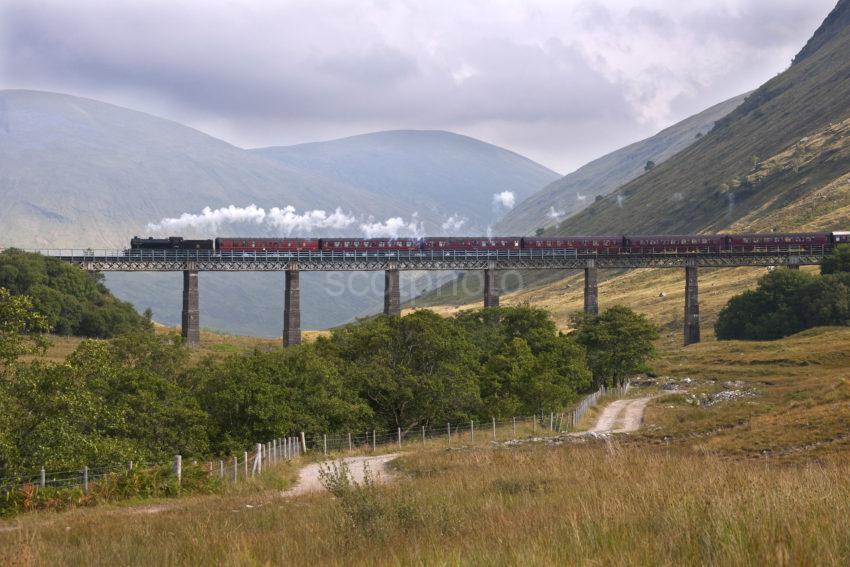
131, 232, 850, 255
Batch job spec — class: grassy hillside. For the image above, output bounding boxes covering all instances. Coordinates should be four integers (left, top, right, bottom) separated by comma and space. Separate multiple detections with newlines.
5, 326, 850, 565
553, 0, 850, 236
645, 326, 850, 460
497, 93, 747, 235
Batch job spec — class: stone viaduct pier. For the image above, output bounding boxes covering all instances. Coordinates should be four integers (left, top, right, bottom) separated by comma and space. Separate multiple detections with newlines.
55, 248, 820, 348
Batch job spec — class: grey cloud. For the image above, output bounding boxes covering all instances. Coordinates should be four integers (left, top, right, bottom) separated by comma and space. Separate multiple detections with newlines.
0, 0, 838, 171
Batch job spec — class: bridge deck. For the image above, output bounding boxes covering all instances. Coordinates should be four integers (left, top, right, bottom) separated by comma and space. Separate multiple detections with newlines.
28, 248, 821, 271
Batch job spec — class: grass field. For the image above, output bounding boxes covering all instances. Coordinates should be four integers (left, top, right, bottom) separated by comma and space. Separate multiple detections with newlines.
2, 444, 848, 566
6, 327, 850, 565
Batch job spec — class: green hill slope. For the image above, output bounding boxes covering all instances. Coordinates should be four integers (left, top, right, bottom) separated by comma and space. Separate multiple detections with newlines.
553, 0, 850, 237
497, 94, 747, 235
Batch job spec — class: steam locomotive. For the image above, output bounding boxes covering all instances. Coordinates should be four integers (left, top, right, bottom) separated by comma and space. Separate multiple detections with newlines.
130, 232, 850, 254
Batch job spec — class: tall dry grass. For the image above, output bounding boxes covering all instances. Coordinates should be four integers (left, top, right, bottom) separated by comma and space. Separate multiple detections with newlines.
3, 443, 848, 566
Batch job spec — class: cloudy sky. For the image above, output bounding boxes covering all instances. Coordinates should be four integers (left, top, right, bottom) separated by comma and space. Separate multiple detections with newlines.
0, 0, 837, 172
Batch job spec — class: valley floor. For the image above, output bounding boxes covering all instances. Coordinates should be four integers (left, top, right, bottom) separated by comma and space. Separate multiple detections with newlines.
4, 327, 850, 565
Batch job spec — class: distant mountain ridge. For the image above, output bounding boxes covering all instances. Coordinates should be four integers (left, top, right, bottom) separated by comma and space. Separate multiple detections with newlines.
496, 94, 747, 235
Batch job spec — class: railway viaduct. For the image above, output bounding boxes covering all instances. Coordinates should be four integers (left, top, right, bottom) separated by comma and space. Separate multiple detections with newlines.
38, 248, 819, 348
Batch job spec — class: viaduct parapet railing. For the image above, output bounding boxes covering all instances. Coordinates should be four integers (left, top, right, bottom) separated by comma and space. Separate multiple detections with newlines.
25, 248, 823, 349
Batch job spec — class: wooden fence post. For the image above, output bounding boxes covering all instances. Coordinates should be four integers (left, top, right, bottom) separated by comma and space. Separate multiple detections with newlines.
40, 467, 45, 488
471, 420, 474, 443
83, 466, 89, 494
422, 425, 426, 446
173, 455, 182, 487
300, 432, 307, 454
233, 456, 238, 481
397, 427, 402, 448
323, 434, 328, 455
243, 451, 249, 477
256, 443, 263, 475
447, 423, 451, 447
348, 432, 352, 452
492, 417, 496, 441
372, 430, 376, 451
219, 460, 224, 478
513, 417, 516, 437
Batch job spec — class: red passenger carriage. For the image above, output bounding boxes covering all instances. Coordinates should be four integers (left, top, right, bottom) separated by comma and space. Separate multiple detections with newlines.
318, 238, 420, 251
215, 238, 319, 252
521, 236, 622, 254
623, 235, 725, 254
726, 233, 830, 253
421, 237, 520, 250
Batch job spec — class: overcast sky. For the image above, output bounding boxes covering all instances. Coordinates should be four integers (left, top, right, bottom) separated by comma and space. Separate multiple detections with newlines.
0, 0, 837, 172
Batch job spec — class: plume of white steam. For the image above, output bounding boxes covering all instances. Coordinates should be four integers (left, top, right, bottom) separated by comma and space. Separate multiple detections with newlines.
547, 206, 565, 219
360, 213, 423, 238
492, 190, 515, 209
147, 204, 267, 232
576, 192, 587, 202
441, 214, 467, 232
266, 206, 356, 234
616, 195, 625, 208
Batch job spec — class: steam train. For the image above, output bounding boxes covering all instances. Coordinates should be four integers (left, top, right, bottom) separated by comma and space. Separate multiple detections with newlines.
130, 232, 850, 254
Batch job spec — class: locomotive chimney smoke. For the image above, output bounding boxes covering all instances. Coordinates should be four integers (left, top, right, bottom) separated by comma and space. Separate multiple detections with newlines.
492, 190, 515, 209
576, 193, 587, 202
266, 206, 356, 234
146, 203, 357, 234
616, 195, 625, 208
441, 214, 467, 233
547, 206, 565, 219
360, 213, 423, 238
147, 204, 266, 232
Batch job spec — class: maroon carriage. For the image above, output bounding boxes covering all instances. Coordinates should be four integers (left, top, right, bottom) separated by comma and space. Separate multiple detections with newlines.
726, 233, 830, 253
521, 236, 623, 254
318, 238, 420, 251
421, 237, 520, 251
623, 235, 726, 254
215, 238, 319, 253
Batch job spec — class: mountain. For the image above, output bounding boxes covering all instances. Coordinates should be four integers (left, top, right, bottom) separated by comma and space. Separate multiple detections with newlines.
496, 94, 747, 235
254, 131, 560, 233
0, 90, 396, 248
552, 0, 850, 237
0, 90, 559, 335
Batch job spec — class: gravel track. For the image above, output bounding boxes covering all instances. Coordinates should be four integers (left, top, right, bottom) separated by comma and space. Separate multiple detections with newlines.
282, 453, 400, 497
589, 397, 653, 433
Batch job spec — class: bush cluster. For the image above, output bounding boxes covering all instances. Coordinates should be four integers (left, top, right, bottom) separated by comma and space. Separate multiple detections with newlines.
0, 299, 657, 477
716, 245, 850, 340
0, 249, 151, 338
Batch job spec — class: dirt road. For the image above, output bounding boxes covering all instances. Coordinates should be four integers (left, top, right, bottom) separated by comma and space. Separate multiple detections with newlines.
589, 397, 652, 433
282, 453, 400, 497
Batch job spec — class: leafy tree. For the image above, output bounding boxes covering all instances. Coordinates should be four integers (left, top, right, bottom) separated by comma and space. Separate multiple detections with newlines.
456, 306, 591, 416
190, 344, 370, 454
325, 311, 481, 430
715, 270, 816, 340
0, 250, 150, 338
571, 306, 658, 387
821, 243, 850, 274
0, 287, 50, 368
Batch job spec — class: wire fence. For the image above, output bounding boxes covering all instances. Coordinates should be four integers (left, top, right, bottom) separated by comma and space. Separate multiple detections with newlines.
0, 381, 629, 498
